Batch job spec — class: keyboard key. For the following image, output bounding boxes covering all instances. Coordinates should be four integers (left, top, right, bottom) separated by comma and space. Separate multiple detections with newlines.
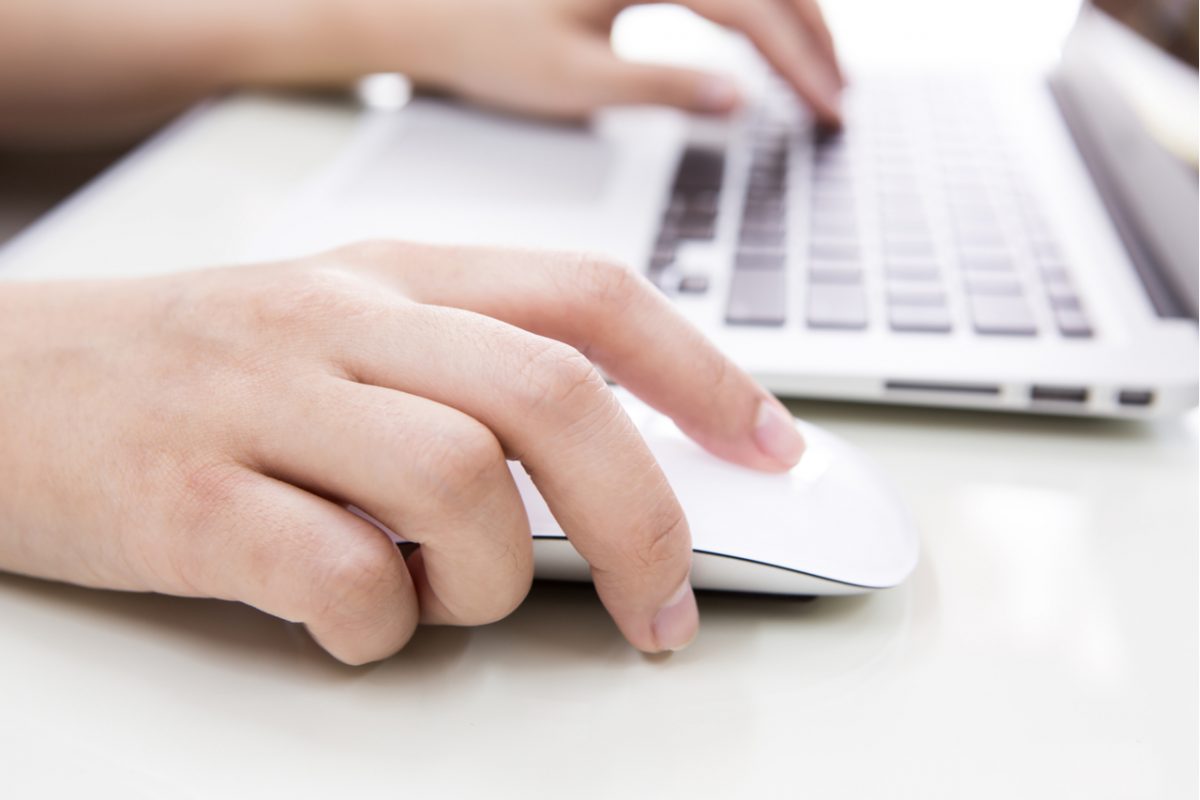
1044, 279, 1080, 307
663, 197, 687, 223
889, 303, 953, 333
1054, 307, 1094, 337
1049, 293, 1082, 310
739, 227, 786, 248
744, 198, 786, 219
675, 220, 717, 240
678, 274, 710, 294
959, 254, 1016, 275
727, 270, 787, 326
809, 240, 859, 261
965, 275, 1023, 295
809, 215, 858, 237
675, 147, 726, 190
885, 259, 941, 280
809, 265, 863, 284
807, 284, 868, 329
1037, 261, 1071, 282
888, 287, 947, 306
686, 191, 721, 217
748, 166, 787, 189
885, 239, 937, 259
969, 295, 1037, 335
736, 249, 786, 271
1030, 239, 1062, 260
741, 219, 787, 239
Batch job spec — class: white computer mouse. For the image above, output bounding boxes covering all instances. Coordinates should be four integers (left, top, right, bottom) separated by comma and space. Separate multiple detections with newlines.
512, 391, 919, 595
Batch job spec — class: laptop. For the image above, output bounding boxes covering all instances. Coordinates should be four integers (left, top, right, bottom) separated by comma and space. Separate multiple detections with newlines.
248, 0, 1200, 419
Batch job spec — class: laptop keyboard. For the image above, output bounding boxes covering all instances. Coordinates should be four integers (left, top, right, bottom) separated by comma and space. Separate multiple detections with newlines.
648, 77, 1094, 339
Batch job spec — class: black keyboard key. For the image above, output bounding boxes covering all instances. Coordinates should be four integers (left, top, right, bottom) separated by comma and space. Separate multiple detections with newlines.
674, 147, 726, 191
744, 198, 786, 219
686, 191, 721, 217
675, 219, 717, 240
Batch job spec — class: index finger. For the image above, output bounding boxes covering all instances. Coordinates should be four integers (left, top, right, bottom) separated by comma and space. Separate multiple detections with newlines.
788, 0, 845, 87
678, 0, 843, 125
343, 242, 806, 474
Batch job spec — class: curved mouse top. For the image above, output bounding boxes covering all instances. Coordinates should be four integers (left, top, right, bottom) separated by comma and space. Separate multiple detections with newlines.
512, 392, 920, 592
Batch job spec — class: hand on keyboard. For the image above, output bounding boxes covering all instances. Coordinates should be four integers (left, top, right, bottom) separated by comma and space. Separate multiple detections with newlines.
0, 243, 806, 664
311, 0, 847, 124
2, 0, 842, 146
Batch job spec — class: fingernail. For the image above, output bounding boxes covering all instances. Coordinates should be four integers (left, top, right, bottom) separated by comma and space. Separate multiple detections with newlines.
809, 67, 842, 123
652, 578, 699, 652
754, 399, 806, 467
697, 76, 741, 113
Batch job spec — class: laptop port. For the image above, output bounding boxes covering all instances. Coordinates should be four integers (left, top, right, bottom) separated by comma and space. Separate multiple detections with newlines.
884, 380, 1000, 396
1030, 385, 1089, 403
1117, 389, 1155, 407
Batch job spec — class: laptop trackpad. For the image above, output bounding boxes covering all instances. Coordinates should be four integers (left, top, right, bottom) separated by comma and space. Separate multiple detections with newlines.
249, 100, 685, 266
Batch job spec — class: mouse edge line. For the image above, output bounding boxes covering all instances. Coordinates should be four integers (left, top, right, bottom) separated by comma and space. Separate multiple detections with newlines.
531, 535, 913, 591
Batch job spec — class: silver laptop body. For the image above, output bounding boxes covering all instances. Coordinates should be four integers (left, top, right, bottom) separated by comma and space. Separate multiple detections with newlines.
245, 2, 1199, 419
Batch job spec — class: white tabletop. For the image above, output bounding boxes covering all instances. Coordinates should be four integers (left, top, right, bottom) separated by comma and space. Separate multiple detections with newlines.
1, 3, 1197, 798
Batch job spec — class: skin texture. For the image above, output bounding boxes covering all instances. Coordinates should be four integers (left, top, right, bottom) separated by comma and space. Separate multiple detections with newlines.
0, 245, 807, 663
0, 0, 843, 147
0, 0, 838, 662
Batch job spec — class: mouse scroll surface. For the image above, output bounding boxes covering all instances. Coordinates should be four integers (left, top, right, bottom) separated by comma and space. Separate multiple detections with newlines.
511, 394, 920, 594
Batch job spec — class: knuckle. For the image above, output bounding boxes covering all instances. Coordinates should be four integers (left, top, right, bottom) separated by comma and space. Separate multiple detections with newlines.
573, 254, 644, 314
181, 460, 250, 512
417, 415, 506, 501
632, 492, 691, 572
310, 539, 400, 624
512, 337, 608, 417
456, 562, 533, 627
249, 267, 375, 331
176, 462, 256, 543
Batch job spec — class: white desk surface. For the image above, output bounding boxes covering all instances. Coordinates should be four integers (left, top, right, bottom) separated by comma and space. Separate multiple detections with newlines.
1, 3, 1197, 798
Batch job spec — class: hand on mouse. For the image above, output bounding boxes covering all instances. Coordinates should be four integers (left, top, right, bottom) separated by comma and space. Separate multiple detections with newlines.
0, 243, 806, 663
260, 0, 845, 124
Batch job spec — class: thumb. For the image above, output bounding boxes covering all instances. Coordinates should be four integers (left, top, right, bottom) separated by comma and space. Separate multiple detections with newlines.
581, 54, 743, 114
